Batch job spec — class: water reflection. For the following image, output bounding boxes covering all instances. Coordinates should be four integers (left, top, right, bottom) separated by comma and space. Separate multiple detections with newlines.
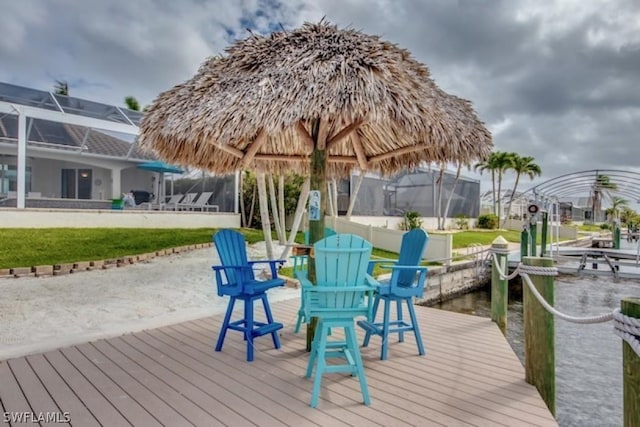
431, 275, 640, 427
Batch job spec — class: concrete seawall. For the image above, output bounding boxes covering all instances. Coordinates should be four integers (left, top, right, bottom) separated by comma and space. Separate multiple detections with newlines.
419, 259, 491, 304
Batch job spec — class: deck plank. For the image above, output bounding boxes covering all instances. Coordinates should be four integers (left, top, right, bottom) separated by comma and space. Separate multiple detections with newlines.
74, 343, 192, 427
155, 324, 384, 427
139, 328, 333, 427
124, 331, 300, 427
104, 336, 251, 427
7, 358, 70, 427
178, 319, 466, 426
0, 360, 39, 426
1, 299, 557, 427
192, 312, 547, 427
59, 346, 160, 426
24, 354, 100, 427
91, 339, 225, 426
43, 350, 131, 427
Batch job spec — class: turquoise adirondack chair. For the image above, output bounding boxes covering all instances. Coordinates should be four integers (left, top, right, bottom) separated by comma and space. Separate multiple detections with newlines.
292, 227, 337, 333
212, 229, 285, 362
357, 228, 429, 360
297, 233, 375, 407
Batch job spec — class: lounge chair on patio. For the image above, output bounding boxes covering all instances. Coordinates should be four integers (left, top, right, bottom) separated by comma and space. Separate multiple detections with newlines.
162, 193, 184, 210
179, 192, 218, 211
176, 192, 197, 208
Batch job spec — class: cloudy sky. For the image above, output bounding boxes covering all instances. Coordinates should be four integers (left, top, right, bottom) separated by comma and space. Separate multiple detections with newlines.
1, 0, 639, 195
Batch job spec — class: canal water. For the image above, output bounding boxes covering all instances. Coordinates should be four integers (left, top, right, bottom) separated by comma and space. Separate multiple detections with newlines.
433, 274, 640, 427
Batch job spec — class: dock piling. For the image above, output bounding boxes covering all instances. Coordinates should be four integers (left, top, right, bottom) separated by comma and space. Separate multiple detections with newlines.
491, 236, 509, 335
621, 298, 640, 427
523, 256, 555, 416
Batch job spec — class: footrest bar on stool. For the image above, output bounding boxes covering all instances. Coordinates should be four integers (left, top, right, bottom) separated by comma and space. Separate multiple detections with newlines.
253, 322, 283, 337
357, 320, 381, 335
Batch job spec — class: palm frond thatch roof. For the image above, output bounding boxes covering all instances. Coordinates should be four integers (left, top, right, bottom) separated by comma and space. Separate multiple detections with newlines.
140, 21, 492, 177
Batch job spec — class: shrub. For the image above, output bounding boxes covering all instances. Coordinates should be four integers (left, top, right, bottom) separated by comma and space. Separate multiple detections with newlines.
477, 214, 499, 229
454, 214, 469, 230
399, 211, 423, 230
599, 223, 611, 230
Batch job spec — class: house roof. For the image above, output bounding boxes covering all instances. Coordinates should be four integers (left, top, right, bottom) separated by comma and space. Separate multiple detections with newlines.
0, 113, 153, 160
0, 82, 142, 126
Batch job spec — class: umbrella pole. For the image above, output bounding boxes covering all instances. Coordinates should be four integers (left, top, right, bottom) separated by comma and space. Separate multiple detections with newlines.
306, 127, 328, 350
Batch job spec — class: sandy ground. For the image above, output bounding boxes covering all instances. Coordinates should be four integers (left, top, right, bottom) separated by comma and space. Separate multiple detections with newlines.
0, 242, 299, 361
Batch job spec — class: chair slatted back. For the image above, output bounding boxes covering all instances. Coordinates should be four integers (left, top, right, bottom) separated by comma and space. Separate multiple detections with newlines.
395, 229, 429, 287
213, 230, 254, 285
314, 234, 372, 310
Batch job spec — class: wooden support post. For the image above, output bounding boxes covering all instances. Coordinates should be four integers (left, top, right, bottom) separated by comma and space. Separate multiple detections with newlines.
621, 298, 640, 427
530, 222, 538, 257
307, 119, 328, 351
521, 228, 529, 260
540, 211, 548, 257
523, 256, 555, 416
491, 236, 509, 335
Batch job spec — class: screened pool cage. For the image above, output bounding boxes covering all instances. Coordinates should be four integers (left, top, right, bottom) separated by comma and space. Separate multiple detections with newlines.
345, 168, 480, 218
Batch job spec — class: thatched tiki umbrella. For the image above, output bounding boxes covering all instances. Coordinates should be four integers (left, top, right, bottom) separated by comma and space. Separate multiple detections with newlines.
140, 21, 492, 347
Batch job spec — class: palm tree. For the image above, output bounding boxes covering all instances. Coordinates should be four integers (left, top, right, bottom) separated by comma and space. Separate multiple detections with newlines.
53, 80, 69, 96
474, 152, 500, 216
620, 206, 636, 226
124, 96, 141, 111
504, 154, 541, 225
475, 151, 513, 220
608, 196, 628, 222
590, 174, 617, 223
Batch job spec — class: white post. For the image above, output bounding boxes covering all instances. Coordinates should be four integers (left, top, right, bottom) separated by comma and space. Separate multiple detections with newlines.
256, 172, 274, 259
279, 178, 310, 260
111, 168, 122, 199
234, 170, 240, 214
327, 180, 335, 216
346, 173, 364, 218
16, 109, 27, 209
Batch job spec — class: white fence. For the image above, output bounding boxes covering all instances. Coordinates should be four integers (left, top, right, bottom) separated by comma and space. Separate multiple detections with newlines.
343, 215, 476, 231
0, 208, 240, 229
325, 216, 452, 261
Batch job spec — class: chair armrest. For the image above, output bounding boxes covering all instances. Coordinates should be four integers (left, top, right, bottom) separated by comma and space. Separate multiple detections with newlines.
211, 264, 253, 296
365, 274, 380, 287
296, 271, 314, 288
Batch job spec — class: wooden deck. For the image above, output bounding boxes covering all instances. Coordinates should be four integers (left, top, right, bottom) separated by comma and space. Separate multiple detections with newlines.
0, 299, 557, 426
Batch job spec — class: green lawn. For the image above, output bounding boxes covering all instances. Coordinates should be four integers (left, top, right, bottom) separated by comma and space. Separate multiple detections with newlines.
433, 229, 524, 249
0, 228, 272, 269
0, 227, 550, 270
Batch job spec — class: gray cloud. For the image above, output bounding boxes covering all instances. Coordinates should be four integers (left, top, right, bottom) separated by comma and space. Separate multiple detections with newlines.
1, 0, 639, 197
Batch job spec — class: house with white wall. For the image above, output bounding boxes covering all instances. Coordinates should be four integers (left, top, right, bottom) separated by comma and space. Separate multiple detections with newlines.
0, 82, 158, 208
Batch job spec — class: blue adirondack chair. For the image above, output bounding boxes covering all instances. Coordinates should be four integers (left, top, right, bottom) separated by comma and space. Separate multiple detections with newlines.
212, 229, 285, 362
292, 227, 337, 333
297, 233, 375, 407
291, 227, 337, 271
357, 228, 429, 360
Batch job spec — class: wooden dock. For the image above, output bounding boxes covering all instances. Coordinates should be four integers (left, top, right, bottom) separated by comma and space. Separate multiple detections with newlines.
0, 299, 557, 426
